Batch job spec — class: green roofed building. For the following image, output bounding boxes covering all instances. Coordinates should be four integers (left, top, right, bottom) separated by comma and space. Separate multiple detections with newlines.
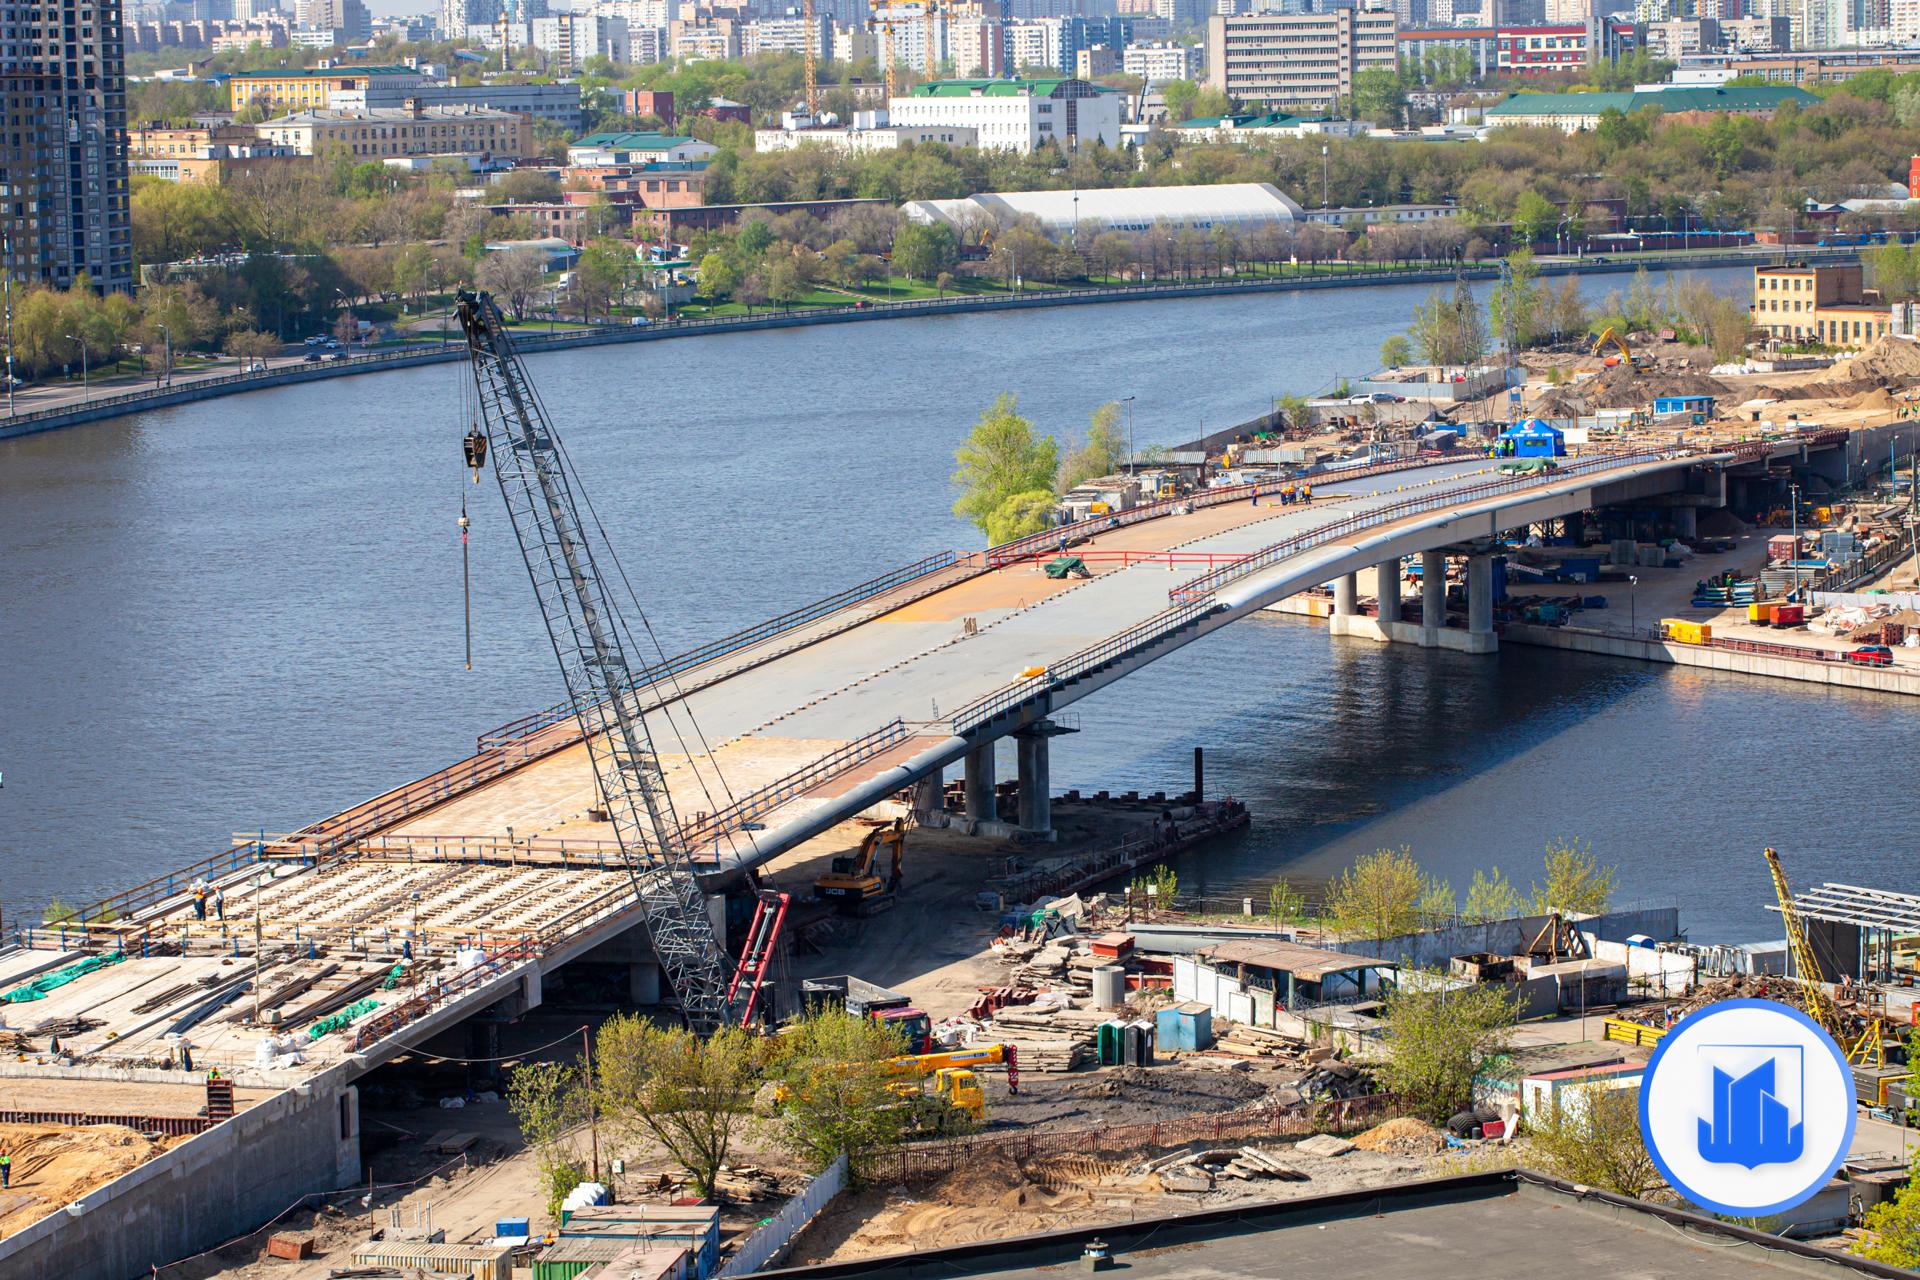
889, 78, 1122, 153
567, 131, 720, 165
1484, 84, 1818, 133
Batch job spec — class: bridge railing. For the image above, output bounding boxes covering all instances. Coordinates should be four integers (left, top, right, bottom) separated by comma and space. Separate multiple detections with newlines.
36, 839, 268, 937
1167, 448, 1681, 605
677, 718, 911, 851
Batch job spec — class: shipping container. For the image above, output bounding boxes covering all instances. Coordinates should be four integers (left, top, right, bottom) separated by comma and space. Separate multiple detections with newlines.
1661, 619, 1711, 645
535, 1238, 626, 1280
560, 1205, 720, 1279
350, 1242, 513, 1280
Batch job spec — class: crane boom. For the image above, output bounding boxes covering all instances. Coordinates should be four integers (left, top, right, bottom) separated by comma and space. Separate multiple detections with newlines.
455, 289, 734, 1031
1764, 847, 1842, 1039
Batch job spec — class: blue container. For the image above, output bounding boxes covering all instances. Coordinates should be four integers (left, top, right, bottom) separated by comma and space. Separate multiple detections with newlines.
1155, 1002, 1214, 1052
497, 1218, 531, 1239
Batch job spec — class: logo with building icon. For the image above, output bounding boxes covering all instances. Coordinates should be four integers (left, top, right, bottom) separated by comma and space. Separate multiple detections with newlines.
1696, 1047, 1805, 1170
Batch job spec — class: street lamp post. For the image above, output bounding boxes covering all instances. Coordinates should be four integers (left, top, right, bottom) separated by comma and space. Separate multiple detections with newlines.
1122, 395, 1137, 471
63, 333, 88, 400
156, 322, 171, 386
1628, 574, 1638, 635
1790, 482, 1802, 599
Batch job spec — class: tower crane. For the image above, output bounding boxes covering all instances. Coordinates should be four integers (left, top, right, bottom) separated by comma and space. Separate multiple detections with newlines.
454, 289, 735, 1032
803, 0, 820, 116
869, 1, 940, 101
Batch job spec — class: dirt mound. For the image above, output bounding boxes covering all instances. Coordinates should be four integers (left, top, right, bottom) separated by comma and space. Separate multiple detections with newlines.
1350, 1117, 1446, 1156
1848, 387, 1902, 413
1533, 365, 1730, 416
1830, 335, 1920, 385
0, 1123, 182, 1234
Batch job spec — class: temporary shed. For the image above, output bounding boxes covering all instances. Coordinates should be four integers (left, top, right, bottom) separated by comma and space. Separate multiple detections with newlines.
1498, 418, 1566, 458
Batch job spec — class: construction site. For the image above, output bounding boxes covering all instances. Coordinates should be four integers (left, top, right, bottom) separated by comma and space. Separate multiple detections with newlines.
12, 285, 1920, 1280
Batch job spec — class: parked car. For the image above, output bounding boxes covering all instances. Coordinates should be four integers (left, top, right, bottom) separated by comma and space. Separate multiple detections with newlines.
1347, 392, 1404, 405
1846, 645, 1895, 668
303, 335, 324, 347
303, 351, 323, 363
321, 351, 346, 362
322, 338, 341, 349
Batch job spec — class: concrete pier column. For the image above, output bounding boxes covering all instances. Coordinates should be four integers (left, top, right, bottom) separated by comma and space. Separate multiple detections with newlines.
1421, 551, 1446, 642
911, 766, 945, 824
1013, 726, 1054, 841
963, 742, 995, 821
629, 960, 661, 1005
1466, 553, 1498, 654
1375, 560, 1401, 624
1332, 572, 1357, 616
1673, 506, 1698, 539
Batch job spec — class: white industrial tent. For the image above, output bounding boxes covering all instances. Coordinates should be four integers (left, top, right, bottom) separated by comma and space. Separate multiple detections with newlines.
902, 182, 1307, 238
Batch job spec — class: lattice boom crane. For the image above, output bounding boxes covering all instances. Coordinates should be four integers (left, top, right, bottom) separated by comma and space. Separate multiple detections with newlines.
454, 289, 734, 1032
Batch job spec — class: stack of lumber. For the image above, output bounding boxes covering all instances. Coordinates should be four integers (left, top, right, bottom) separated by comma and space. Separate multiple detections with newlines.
1211, 1023, 1306, 1059
1138, 1146, 1310, 1189
705, 1164, 781, 1201
984, 1005, 1101, 1072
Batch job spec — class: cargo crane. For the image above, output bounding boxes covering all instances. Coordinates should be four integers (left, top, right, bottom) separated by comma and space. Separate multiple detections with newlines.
455, 289, 735, 1032
1764, 847, 1844, 1040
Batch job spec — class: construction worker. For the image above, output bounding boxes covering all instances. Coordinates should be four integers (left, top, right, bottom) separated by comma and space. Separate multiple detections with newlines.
211, 886, 224, 921
1302, 484, 1313, 504
1, 1149, 10, 1189
191, 886, 207, 920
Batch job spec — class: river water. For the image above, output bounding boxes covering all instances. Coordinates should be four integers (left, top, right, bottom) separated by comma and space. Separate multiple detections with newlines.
2, 266, 1905, 940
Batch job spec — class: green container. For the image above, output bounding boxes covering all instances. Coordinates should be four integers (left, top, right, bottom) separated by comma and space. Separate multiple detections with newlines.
533, 1239, 624, 1280
1097, 1020, 1124, 1066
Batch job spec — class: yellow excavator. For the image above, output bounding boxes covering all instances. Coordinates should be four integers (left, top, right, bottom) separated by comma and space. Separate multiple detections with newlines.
813, 819, 905, 916
1592, 326, 1644, 369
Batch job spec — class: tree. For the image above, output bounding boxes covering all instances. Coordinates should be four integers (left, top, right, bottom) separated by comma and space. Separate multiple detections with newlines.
1527, 1084, 1659, 1198
1859, 1151, 1920, 1265
1058, 400, 1127, 490
952, 392, 1060, 539
1379, 972, 1520, 1123
1326, 847, 1426, 942
507, 1060, 589, 1220
697, 250, 738, 302
735, 271, 768, 314
1624, 267, 1662, 332
984, 488, 1058, 544
1162, 79, 1201, 124
1511, 190, 1560, 248
892, 220, 957, 281
1462, 867, 1525, 923
768, 1011, 919, 1179
476, 247, 547, 321
1379, 334, 1411, 368
1268, 878, 1306, 924
1489, 249, 1543, 351
1351, 66, 1405, 126
1532, 837, 1615, 916
1409, 278, 1487, 368
497, 168, 562, 203
594, 1015, 761, 1198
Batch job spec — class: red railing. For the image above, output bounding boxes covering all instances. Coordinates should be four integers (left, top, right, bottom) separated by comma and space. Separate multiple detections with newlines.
1004, 549, 1255, 572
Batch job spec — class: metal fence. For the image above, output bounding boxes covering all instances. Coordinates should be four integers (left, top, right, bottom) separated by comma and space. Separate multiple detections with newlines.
718, 1153, 849, 1277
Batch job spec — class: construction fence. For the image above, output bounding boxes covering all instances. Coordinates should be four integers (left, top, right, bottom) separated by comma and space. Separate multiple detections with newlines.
873, 1094, 1389, 1183
718, 1153, 848, 1277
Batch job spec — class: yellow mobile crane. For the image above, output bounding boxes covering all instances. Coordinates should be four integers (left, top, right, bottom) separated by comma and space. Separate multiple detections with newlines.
882, 1043, 1021, 1118
1764, 847, 1888, 1066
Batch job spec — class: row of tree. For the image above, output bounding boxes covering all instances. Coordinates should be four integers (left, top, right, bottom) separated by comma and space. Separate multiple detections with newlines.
950, 394, 1131, 545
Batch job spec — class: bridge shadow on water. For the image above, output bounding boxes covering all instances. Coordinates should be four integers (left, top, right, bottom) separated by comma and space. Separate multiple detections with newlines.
1050, 611, 1920, 941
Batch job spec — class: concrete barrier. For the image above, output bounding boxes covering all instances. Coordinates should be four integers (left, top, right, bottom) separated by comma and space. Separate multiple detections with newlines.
1504, 622, 1920, 696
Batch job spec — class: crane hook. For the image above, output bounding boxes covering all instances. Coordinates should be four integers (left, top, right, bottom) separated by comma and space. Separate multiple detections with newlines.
463, 426, 488, 482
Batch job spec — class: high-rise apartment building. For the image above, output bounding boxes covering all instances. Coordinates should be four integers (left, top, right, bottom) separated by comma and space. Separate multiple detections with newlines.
1205, 9, 1396, 111
1, 0, 133, 292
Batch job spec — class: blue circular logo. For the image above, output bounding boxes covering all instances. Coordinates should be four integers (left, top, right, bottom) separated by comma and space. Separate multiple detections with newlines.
1638, 998, 1857, 1218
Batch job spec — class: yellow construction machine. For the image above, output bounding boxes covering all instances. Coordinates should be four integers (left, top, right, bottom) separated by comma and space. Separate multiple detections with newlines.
1764, 847, 1889, 1066
1592, 326, 1641, 369
882, 1043, 1021, 1119
813, 819, 905, 916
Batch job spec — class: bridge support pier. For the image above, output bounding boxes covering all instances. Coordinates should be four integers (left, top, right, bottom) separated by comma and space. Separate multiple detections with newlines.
963, 743, 995, 823
1013, 724, 1058, 843
1672, 506, 1697, 539
1465, 552, 1499, 654
1332, 572, 1357, 617
911, 766, 947, 827
1375, 560, 1402, 625
629, 960, 661, 1006
1420, 551, 1447, 646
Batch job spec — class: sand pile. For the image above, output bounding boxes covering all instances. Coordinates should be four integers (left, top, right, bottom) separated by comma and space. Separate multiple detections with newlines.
1830, 335, 1920, 385
1349, 1117, 1446, 1156
1847, 387, 1901, 413
0, 1123, 182, 1233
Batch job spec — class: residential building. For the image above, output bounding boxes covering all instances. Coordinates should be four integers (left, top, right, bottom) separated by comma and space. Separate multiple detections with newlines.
1752, 262, 1889, 347
530, 12, 629, 69
334, 83, 584, 130
1483, 82, 1817, 130
669, 16, 739, 56
254, 102, 536, 158
1123, 41, 1203, 83
226, 62, 422, 112
1640, 17, 1719, 57
1719, 14, 1790, 44
3, 0, 135, 292
755, 110, 978, 150
1205, 10, 1398, 112
563, 159, 709, 208
944, 18, 1004, 75
441, 0, 499, 38
886, 77, 1123, 153
1076, 47, 1119, 77
619, 88, 676, 122
1724, 48, 1920, 83
567, 130, 721, 164
1495, 24, 1612, 74
1395, 27, 1497, 79
833, 22, 877, 62
633, 196, 892, 239
904, 181, 1306, 236
743, 13, 828, 56
293, 0, 369, 42
590, 0, 670, 27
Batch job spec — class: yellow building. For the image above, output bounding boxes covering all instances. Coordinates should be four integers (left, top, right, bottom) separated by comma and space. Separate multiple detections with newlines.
228, 64, 423, 114
254, 102, 535, 160
1752, 262, 1892, 348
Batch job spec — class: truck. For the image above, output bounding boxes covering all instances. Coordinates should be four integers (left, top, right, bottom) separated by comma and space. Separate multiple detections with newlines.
801, 975, 933, 1053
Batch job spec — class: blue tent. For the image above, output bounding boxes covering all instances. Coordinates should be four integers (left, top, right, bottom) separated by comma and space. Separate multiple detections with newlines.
1499, 418, 1565, 458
